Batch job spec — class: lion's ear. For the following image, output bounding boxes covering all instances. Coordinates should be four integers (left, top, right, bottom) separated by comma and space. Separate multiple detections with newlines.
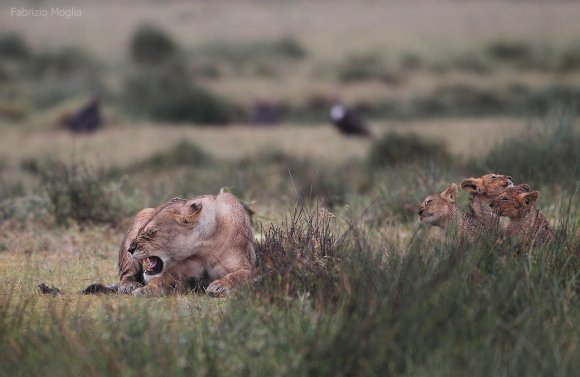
521, 191, 539, 206
460, 178, 482, 194
441, 183, 458, 202
515, 183, 530, 192
176, 203, 202, 225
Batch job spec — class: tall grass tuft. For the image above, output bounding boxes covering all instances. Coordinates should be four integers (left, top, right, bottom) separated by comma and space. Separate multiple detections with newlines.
474, 108, 580, 185
368, 131, 451, 168
41, 160, 133, 226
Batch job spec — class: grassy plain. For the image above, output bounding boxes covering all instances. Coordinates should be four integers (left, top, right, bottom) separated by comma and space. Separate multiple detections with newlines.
0, 1, 579, 376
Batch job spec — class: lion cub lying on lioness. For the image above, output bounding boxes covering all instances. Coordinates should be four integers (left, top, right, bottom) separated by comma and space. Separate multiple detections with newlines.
118, 192, 255, 297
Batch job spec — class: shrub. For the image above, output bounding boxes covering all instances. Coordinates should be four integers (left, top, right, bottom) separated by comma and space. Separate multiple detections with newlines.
124, 62, 234, 124
40, 161, 131, 226
486, 40, 533, 62
0, 32, 30, 59
451, 54, 491, 74
272, 36, 306, 59
131, 140, 211, 171
557, 43, 580, 73
368, 131, 451, 168
253, 205, 342, 304
474, 108, 580, 185
27, 47, 96, 77
130, 23, 178, 65
338, 53, 400, 83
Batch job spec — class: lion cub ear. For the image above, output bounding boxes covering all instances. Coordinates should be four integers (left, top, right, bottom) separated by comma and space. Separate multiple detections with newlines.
441, 183, 458, 202
515, 183, 530, 192
460, 178, 483, 194
520, 191, 539, 206
176, 202, 202, 225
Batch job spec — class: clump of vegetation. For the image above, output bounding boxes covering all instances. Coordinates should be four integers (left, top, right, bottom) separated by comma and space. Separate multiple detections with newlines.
27, 47, 96, 78
475, 109, 580, 186
338, 53, 401, 84
557, 43, 580, 73
368, 132, 451, 168
130, 23, 178, 65
486, 40, 533, 63
254, 205, 342, 305
40, 161, 131, 226
0, 32, 30, 59
124, 61, 234, 124
131, 140, 211, 171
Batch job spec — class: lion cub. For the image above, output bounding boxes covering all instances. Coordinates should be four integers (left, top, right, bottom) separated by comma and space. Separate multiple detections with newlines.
490, 187, 553, 247
418, 183, 479, 241
460, 173, 514, 230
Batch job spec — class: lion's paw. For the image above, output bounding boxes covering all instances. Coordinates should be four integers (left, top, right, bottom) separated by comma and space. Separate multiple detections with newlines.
206, 281, 230, 298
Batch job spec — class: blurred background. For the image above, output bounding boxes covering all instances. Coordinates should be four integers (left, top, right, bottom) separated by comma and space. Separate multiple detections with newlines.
0, 0, 579, 225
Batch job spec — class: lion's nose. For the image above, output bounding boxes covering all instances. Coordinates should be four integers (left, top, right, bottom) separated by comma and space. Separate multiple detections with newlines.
128, 243, 137, 255
507, 176, 513, 181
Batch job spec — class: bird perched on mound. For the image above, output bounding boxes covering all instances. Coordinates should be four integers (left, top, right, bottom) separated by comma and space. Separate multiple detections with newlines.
329, 102, 371, 137
66, 97, 103, 133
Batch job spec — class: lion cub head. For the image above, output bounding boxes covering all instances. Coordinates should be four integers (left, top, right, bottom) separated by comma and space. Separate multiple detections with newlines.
418, 183, 458, 227
460, 173, 513, 197
127, 198, 206, 277
490, 186, 539, 219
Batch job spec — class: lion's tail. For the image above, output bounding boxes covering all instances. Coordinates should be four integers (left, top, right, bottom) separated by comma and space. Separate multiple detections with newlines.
82, 283, 118, 294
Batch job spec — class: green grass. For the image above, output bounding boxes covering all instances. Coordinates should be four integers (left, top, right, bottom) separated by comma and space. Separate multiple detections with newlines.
0, 196, 578, 377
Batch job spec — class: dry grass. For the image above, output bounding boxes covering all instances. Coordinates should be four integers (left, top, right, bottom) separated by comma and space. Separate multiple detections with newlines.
0, 118, 524, 170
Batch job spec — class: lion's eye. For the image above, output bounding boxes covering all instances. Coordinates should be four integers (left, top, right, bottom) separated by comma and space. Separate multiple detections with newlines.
501, 197, 509, 201
491, 175, 498, 179
426, 199, 432, 205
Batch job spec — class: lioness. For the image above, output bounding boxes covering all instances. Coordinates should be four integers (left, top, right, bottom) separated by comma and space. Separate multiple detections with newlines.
118, 192, 255, 297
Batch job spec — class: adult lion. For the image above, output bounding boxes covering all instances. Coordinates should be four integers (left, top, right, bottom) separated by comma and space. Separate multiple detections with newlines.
116, 192, 255, 297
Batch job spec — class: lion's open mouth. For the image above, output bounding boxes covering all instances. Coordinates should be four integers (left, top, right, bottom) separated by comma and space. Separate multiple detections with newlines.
142, 256, 163, 275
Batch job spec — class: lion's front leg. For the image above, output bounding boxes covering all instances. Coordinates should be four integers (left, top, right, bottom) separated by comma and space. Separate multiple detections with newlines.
206, 268, 252, 297
131, 277, 169, 296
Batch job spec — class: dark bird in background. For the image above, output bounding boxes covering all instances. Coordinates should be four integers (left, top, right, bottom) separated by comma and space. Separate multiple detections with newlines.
329, 101, 371, 137
66, 97, 103, 133
253, 99, 282, 125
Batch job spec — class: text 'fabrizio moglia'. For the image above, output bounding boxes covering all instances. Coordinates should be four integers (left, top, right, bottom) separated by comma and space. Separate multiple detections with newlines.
11, 7, 82, 19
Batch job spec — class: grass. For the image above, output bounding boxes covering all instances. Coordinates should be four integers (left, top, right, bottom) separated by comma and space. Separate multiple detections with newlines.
1, 1, 580, 375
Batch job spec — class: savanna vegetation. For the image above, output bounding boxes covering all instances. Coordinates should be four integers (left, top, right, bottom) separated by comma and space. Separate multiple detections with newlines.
0, 1, 579, 376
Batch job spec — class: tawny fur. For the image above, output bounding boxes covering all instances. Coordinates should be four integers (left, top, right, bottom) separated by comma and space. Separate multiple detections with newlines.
418, 183, 480, 242
460, 173, 514, 231
491, 188, 553, 247
118, 193, 255, 297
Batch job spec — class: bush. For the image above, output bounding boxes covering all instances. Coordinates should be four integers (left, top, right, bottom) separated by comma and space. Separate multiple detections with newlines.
40, 161, 131, 226
486, 40, 533, 62
368, 132, 451, 168
338, 53, 400, 83
474, 109, 580, 186
254, 205, 342, 304
130, 23, 178, 65
131, 140, 211, 171
124, 62, 234, 124
27, 47, 96, 77
272, 37, 307, 59
0, 32, 30, 59
558, 43, 580, 73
